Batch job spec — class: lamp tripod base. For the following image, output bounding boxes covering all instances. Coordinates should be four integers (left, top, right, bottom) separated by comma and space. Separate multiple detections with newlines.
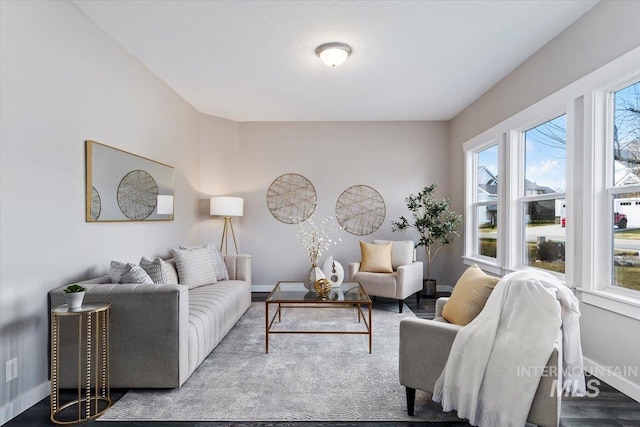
220, 217, 239, 254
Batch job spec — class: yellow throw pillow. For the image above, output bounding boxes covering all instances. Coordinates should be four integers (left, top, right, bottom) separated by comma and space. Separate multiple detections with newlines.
359, 241, 393, 273
442, 264, 499, 326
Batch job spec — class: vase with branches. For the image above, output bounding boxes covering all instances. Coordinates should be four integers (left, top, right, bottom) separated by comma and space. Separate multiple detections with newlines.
391, 183, 462, 285
296, 215, 341, 290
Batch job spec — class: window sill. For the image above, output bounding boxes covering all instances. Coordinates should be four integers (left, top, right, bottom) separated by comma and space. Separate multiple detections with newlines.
577, 288, 640, 321
462, 256, 502, 276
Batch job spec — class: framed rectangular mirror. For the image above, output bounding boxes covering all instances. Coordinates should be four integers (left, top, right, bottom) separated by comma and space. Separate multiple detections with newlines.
86, 140, 175, 222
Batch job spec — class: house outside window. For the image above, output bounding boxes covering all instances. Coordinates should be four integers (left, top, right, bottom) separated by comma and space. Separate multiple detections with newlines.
522, 114, 567, 274
610, 81, 640, 293
475, 145, 499, 259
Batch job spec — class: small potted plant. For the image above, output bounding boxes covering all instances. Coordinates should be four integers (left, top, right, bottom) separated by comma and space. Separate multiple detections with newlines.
392, 183, 462, 296
64, 284, 86, 309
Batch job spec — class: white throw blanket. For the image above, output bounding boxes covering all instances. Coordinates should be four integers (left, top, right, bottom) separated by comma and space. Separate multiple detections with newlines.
433, 270, 585, 427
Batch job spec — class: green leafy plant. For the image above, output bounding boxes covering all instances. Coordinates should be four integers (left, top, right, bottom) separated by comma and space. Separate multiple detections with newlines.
64, 284, 86, 293
391, 183, 462, 281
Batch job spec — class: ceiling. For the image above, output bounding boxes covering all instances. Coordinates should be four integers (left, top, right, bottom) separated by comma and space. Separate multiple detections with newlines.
71, 0, 599, 122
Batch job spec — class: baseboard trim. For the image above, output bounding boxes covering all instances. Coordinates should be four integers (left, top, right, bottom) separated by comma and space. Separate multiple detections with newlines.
0, 381, 50, 425
583, 356, 640, 403
437, 285, 453, 294
252, 284, 275, 293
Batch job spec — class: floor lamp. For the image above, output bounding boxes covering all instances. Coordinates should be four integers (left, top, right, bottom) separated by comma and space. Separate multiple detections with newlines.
210, 196, 243, 254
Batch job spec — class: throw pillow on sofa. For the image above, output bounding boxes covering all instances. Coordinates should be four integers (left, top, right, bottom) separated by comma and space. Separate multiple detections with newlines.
110, 261, 154, 284
140, 257, 178, 284
180, 244, 229, 281
442, 264, 499, 326
172, 246, 217, 289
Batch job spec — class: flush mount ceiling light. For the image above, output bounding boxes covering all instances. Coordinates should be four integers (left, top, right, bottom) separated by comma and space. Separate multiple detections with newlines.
315, 42, 352, 67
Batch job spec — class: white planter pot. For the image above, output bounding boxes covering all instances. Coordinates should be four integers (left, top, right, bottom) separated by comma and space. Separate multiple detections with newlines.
64, 291, 85, 309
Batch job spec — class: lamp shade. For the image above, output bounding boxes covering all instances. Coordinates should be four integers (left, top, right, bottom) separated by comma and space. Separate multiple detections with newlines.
157, 195, 174, 215
210, 196, 243, 217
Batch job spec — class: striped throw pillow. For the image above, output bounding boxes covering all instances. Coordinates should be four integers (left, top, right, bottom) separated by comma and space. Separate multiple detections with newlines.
110, 261, 154, 284
172, 247, 217, 289
139, 257, 178, 285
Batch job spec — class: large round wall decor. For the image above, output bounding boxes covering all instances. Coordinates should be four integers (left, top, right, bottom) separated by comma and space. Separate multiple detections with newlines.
91, 186, 102, 221
117, 170, 158, 220
266, 173, 317, 224
335, 185, 386, 235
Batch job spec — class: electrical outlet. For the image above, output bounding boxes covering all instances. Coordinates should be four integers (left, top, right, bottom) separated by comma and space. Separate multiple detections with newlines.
6, 358, 17, 382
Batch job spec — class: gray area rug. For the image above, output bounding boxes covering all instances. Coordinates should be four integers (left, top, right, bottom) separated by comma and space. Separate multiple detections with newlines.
99, 302, 463, 422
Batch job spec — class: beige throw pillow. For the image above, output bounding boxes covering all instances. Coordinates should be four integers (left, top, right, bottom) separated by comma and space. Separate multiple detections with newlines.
359, 241, 393, 273
442, 264, 499, 326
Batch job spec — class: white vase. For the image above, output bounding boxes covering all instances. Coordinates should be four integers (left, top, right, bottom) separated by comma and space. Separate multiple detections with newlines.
304, 265, 325, 291
64, 291, 85, 309
321, 256, 344, 288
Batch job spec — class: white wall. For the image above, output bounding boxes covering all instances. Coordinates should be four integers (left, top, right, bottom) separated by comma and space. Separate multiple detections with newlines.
0, 1, 210, 422
449, 0, 640, 401
234, 121, 452, 289
198, 114, 241, 244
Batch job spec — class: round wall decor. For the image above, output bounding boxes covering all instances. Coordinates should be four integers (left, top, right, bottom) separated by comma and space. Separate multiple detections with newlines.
91, 186, 102, 221
117, 169, 158, 220
266, 173, 317, 224
335, 185, 386, 235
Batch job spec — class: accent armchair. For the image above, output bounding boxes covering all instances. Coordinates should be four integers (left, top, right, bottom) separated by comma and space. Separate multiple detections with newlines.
349, 240, 423, 313
399, 297, 562, 427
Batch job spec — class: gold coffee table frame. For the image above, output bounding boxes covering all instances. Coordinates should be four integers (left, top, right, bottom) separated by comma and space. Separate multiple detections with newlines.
50, 302, 111, 425
265, 281, 372, 353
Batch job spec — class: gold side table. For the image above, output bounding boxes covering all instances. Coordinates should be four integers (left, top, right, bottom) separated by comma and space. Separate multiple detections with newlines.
50, 302, 111, 424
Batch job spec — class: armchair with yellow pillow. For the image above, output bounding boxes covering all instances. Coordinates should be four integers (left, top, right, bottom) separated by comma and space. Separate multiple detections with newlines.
399, 265, 563, 427
349, 240, 423, 313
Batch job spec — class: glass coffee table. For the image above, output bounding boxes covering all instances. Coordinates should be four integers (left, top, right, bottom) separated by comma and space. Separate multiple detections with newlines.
265, 281, 372, 353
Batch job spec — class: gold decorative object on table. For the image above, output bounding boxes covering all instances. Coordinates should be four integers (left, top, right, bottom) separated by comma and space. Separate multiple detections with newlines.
50, 302, 112, 424
314, 278, 332, 297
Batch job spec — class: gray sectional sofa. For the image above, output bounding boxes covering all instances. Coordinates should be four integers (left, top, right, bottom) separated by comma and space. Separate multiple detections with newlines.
48, 254, 251, 388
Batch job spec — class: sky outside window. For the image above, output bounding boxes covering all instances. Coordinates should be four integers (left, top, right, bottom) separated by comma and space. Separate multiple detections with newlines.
525, 115, 567, 193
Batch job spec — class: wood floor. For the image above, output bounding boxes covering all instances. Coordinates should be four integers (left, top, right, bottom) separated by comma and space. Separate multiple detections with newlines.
6, 293, 639, 427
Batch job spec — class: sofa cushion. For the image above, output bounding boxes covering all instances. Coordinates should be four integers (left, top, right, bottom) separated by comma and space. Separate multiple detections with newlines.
139, 257, 179, 285
442, 264, 499, 326
359, 241, 393, 273
172, 247, 217, 289
180, 244, 229, 281
373, 239, 415, 269
110, 261, 154, 284
353, 271, 397, 299
187, 280, 252, 374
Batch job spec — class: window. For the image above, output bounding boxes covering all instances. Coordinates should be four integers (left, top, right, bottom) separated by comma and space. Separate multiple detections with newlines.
609, 81, 640, 293
473, 145, 499, 259
521, 115, 567, 274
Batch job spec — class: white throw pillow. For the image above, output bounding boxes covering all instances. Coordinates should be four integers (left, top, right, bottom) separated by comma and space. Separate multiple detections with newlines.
139, 257, 178, 285
180, 244, 229, 281
110, 261, 154, 284
373, 240, 415, 270
172, 247, 217, 289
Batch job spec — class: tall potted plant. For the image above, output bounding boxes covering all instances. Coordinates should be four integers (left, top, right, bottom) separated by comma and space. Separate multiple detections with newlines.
391, 183, 462, 296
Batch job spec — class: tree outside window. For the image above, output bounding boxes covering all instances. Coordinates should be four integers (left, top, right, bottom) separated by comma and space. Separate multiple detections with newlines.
611, 81, 640, 292
522, 115, 566, 274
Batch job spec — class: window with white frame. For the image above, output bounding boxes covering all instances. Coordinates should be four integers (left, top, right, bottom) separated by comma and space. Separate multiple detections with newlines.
473, 145, 499, 259
521, 114, 567, 274
609, 80, 640, 293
